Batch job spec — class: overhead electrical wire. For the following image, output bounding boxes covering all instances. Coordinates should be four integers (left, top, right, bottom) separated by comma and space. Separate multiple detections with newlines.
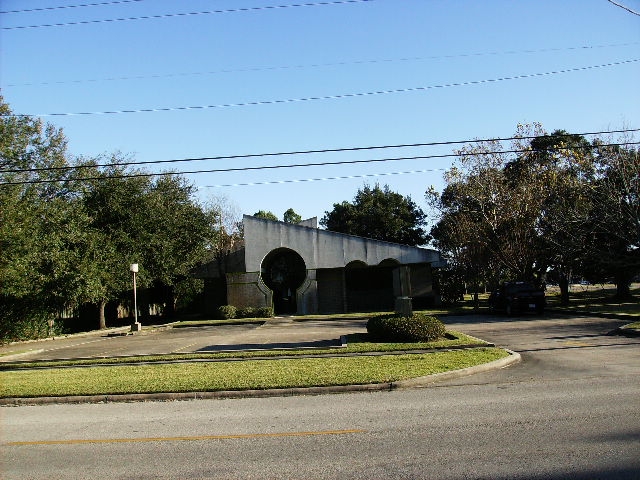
2, 0, 375, 30
20, 58, 639, 118
6, 41, 638, 88
0, 0, 146, 15
2, 129, 637, 175
3, 141, 638, 187
607, 0, 640, 16
203, 168, 451, 189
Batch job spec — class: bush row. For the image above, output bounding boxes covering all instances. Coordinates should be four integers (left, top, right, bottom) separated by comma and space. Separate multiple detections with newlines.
367, 312, 446, 342
216, 305, 274, 320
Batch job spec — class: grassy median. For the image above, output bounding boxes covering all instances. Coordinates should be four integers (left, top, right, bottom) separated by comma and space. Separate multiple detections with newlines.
0, 347, 508, 398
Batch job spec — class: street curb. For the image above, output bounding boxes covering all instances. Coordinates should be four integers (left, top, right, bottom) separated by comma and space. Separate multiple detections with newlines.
0, 349, 520, 406
392, 349, 521, 388
614, 326, 640, 337
548, 309, 637, 321
0, 349, 45, 362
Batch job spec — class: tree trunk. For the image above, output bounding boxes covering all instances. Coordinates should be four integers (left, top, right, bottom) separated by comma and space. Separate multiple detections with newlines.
98, 300, 107, 330
559, 274, 570, 306
473, 284, 480, 311
615, 274, 632, 299
163, 285, 176, 318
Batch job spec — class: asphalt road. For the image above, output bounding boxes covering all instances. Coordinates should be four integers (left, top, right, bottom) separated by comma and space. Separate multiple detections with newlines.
2, 313, 639, 479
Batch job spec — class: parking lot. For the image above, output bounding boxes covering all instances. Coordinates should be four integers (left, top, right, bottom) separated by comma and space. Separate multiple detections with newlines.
0, 317, 369, 362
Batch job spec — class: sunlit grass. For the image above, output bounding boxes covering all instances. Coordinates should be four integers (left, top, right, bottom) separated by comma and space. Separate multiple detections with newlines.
0, 331, 486, 370
0, 347, 509, 398
546, 283, 640, 316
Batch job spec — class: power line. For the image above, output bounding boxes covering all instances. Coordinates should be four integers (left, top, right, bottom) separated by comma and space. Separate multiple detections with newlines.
0, 0, 146, 15
2, 129, 637, 175
3, 141, 638, 186
20, 58, 639, 118
607, 0, 640, 16
7, 41, 638, 88
202, 168, 451, 189
2, 0, 375, 30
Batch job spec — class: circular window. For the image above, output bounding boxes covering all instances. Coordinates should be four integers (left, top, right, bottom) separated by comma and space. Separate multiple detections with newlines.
261, 248, 306, 313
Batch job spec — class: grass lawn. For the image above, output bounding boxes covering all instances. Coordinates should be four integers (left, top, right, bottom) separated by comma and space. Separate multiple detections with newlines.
545, 283, 640, 316
621, 321, 640, 329
0, 331, 486, 370
0, 347, 508, 398
428, 283, 640, 317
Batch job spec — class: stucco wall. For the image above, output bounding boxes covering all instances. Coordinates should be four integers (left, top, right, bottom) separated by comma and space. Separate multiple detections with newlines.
243, 215, 445, 272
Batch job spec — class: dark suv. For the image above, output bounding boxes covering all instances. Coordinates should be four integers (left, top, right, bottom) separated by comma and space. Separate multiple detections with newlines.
488, 281, 545, 315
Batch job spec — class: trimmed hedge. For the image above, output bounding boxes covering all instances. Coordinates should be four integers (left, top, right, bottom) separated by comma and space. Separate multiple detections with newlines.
236, 307, 255, 319
216, 305, 274, 320
367, 313, 446, 342
216, 305, 237, 320
255, 306, 274, 318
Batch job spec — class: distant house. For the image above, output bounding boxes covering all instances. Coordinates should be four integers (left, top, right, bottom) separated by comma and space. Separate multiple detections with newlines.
195, 215, 446, 315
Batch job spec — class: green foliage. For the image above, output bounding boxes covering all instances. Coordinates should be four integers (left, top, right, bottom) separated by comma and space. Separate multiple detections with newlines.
0, 96, 96, 339
428, 124, 639, 300
0, 97, 224, 340
255, 306, 274, 318
321, 184, 428, 246
580, 143, 639, 297
433, 268, 466, 305
0, 300, 55, 343
367, 313, 446, 342
1, 348, 509, 398
216, 305, 272, 320
283, 208, 302, 224
253, 210, 278, 221
236, 306, 255, 318
217, 305, 237, 320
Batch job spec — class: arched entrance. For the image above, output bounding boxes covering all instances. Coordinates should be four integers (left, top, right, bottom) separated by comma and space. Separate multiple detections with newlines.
261, 248, 307, 314
344, 259, 396, 312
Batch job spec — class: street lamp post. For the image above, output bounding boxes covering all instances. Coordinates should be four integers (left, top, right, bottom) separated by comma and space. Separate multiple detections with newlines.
130, 263, 142, 332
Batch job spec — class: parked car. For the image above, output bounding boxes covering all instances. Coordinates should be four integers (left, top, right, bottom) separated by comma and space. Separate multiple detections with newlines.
488, 281, 545, 315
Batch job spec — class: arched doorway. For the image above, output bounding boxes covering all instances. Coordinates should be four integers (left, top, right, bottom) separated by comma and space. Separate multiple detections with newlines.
261, 248, 307, 314
344, 260, 396, 312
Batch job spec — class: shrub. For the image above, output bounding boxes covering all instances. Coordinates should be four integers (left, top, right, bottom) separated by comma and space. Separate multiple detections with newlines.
217, 305, 237, 320
236, 306, 255, 319
367, 312, 446, 342
255, 306, 274, 318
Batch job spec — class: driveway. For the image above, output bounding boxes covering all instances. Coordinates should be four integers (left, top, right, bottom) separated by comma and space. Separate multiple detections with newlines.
440, 313, 639, 383
0, 317, 369, 362
2, 312, 637, 376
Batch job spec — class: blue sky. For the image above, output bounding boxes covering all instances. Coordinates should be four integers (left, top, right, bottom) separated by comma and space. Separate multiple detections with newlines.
2, 0, 639, 223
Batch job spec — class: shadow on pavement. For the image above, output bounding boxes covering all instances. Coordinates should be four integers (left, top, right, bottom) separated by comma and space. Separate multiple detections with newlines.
197, 339, 342, 352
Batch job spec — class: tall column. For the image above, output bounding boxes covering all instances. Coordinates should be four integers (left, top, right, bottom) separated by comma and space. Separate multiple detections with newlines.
393, 266, 413, 316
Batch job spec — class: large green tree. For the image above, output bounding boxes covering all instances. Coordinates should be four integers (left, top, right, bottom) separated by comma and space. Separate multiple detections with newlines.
141, 174, 218, 316
0, 97, 223, 336
81, 163, 218, 327
321, 184, 428, 246
79, 161, 153, 328
503, 129, 595, 303
0, 97, 95, 338
582, 142, 639, 298
428, 124, 637, 303
427, 133, 540, 291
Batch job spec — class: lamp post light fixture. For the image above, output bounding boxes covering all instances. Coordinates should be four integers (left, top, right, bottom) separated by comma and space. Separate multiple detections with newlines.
130, 263, 142, 332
